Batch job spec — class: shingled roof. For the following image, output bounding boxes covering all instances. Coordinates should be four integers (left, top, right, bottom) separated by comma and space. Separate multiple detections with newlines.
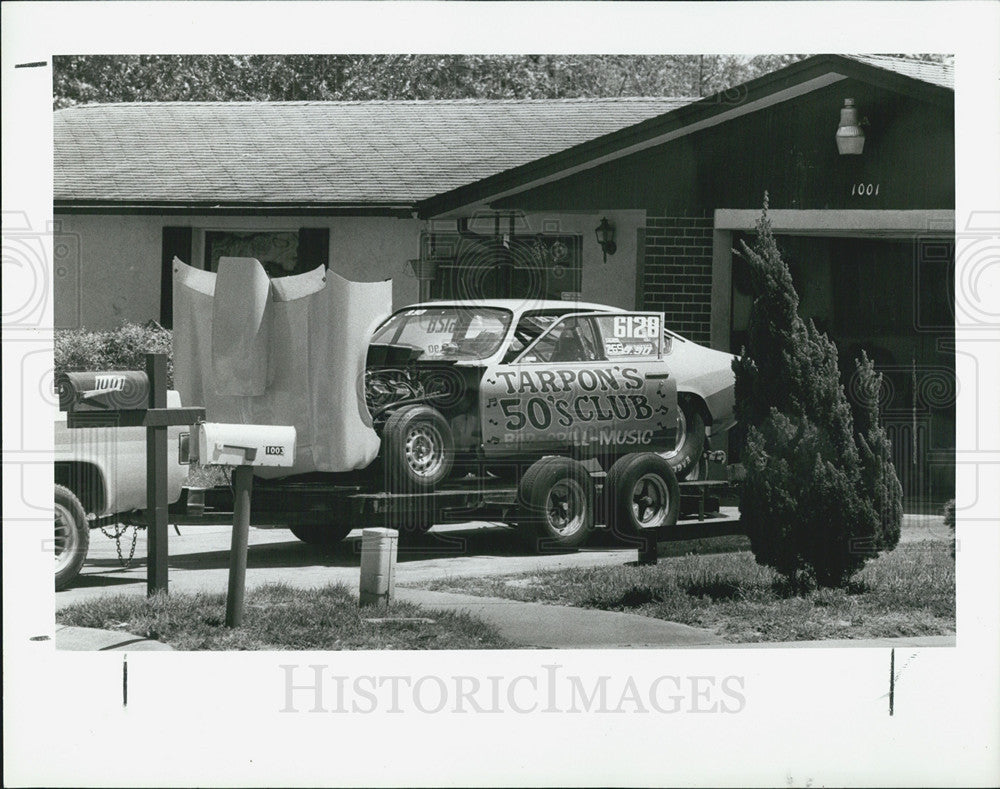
54, 97, 691, 210
843, 54, 954, 90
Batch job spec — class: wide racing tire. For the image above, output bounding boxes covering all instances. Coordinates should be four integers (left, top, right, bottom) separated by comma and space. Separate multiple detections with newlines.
517, 456, 595, 552
602, 452, 680, 543
382, 405, 455, 492
55, 484, 90, 591
660, 395, 706, 481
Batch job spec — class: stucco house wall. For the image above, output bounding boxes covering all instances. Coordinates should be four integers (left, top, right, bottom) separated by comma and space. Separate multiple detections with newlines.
54, 209, 646, 329
518, 210, 646, 310
53, 213, 424, 330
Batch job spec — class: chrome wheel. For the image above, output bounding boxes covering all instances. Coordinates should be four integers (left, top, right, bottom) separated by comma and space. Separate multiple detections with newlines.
404, 423, 446, 479
545, 478, 587, 537
54, 501, 79, 576
661, 407, 687, 461
630, 472, 670, 529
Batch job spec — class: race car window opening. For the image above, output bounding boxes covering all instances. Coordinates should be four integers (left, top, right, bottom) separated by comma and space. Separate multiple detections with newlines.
502, 309, 577, 363
515, 315, 604, 365
371, 306, 513, 361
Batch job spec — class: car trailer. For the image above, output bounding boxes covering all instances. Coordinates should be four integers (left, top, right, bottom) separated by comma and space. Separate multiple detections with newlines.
172, 457, 740, 565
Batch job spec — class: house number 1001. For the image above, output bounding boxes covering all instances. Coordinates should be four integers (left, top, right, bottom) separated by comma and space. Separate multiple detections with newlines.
852, 182, 880, 196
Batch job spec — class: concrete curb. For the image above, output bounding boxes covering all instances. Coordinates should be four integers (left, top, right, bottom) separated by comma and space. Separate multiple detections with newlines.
55, 625, 174, 651
396, 588, 725, 648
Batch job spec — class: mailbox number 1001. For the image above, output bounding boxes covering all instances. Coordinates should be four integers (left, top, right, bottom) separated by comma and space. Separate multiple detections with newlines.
852, 182, 880, 196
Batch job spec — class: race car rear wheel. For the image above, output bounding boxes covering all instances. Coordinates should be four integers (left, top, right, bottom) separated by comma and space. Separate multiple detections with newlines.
517, 456, 595, 551
382, 405, 455, 492
55, 484, 89, 591
660, 395, 706, 481
602, 452, 680, 542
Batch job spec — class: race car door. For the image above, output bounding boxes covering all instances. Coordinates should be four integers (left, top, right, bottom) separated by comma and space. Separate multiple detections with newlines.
480, 312, 678, 457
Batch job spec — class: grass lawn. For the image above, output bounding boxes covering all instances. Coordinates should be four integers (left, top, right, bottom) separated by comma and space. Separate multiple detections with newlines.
56, 582, 511, 650
419, 540, 955, 643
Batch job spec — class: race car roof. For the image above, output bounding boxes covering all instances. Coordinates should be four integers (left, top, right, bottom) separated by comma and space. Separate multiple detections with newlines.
401, 299, 621, 314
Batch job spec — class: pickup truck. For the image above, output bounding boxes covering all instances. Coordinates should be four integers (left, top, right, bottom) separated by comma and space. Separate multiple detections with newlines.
53, 390, 188, 590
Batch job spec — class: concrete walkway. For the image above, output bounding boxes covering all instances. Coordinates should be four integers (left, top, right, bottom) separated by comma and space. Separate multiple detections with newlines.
53, 603, 953, 651
396, 588, 724, 648
55, 624, 173, 651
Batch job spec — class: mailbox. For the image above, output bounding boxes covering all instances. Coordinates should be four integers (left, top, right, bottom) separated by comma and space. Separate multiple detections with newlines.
56, 371, 150, 412
195, 422, 296, 468
192, 421, 297, 626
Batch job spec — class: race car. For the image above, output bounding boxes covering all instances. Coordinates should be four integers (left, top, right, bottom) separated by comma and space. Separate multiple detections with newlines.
365, 300, 736, 492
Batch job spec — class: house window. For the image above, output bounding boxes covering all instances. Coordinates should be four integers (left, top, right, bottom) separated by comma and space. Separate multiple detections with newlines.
424, 232, 582, 302
204, 231, 298, 277
200, 227, 330, 278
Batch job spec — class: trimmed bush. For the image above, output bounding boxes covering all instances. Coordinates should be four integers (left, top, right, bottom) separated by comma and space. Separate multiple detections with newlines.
55, 322, 174, 387
733, 197, 903, 588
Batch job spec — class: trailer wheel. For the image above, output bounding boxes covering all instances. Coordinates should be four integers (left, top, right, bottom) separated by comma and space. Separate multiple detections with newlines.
382, 405, 454, 492
55, 484, 89, 591
517, 457, 594, 551
289, 522, 354, 546
603, 452, 679, 541
660, 396, 706, 481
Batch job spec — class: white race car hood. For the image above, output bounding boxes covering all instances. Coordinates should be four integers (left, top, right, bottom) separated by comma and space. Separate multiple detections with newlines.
173, 256, 392, 477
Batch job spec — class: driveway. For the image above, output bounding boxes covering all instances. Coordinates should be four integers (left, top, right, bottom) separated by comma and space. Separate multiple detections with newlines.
56, 510, 944, 609
56, 509, 744, 608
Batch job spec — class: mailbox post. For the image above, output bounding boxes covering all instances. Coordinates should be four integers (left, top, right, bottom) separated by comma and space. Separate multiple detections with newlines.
192, 422, 296, 627
146, 354, 169, 595
227, 465, 254, 627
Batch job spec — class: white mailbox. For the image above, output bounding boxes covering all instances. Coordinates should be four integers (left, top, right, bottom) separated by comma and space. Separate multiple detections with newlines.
195, 422, 296, 467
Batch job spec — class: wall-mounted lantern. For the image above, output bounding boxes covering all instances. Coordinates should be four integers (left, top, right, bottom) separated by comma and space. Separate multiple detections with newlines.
595, 217, 617, 263
836, 98, 866, 155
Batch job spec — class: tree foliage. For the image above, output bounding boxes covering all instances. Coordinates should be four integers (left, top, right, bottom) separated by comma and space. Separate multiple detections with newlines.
53, 54, 952, 109
52, 54, 815, 108
733, 196, 903, 588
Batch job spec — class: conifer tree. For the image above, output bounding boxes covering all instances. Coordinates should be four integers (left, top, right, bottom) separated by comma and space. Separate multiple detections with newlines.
733, 196, 902, 587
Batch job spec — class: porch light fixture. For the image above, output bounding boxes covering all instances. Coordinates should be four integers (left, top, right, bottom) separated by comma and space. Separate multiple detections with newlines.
836, 98, 866, 155
595, 217, 617, 263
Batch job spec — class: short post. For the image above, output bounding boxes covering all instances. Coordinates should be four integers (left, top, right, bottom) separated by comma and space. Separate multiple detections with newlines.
225, 465, 254, 627
637, 533, 659, 566
145, 353, 169, 595
359, 528, 398, 608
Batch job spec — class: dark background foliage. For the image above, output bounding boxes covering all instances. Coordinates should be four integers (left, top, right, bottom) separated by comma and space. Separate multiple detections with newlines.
52, 54, 951, 108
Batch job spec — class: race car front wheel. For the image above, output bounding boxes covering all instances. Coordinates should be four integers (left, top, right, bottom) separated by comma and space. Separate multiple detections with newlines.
660, 395, 706, 481
55, 484, 89, 591
382, 405, 455, 492
517, 456, 595, 552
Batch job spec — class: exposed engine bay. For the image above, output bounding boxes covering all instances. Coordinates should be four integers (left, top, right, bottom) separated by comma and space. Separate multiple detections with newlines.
365, 343, 484, 454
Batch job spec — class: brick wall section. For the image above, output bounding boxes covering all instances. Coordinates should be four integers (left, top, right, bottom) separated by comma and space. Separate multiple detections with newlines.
641, 212, 714, 344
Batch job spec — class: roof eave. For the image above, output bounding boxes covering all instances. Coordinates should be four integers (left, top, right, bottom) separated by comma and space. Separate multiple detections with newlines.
53, 200, 418, 218
415, 54, 953, 219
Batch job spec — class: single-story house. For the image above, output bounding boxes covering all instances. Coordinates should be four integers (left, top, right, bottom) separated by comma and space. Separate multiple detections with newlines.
53, 95, 690, 328
53, 54, 955, 502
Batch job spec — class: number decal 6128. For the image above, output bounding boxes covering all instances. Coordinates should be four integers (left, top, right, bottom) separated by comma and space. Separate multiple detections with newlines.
613, 315, 661, 339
